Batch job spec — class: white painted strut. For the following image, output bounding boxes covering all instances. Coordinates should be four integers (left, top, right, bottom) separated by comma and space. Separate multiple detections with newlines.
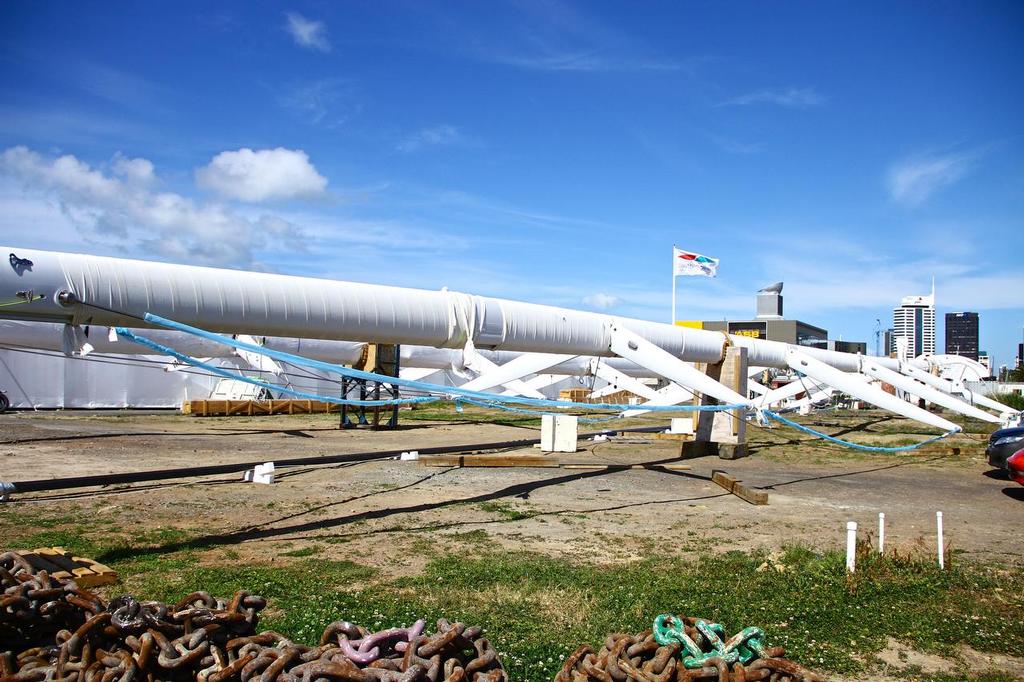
901, 363, 1010, 417
859, 358, 1000, 423
587, 358, 662, 402
785, 349, 959, 432
619, 384, 697, 417
757, 375, 828, 408
461, 348, 547, 399
608, 323, 748, 406
459, 350, 575, 394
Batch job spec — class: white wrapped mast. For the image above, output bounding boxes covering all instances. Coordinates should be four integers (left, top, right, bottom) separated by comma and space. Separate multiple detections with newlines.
0, 246, 1002, 429
2, 246, 878, 371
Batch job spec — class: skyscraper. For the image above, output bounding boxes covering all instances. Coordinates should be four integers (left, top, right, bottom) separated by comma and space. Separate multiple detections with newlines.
892, 282, 935, 361
945, 312, 979, 361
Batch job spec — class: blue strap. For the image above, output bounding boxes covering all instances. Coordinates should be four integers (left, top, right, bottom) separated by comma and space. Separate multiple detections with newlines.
120, 314, 750, 414
116, 328, 438, 407
761, 409, 956, 452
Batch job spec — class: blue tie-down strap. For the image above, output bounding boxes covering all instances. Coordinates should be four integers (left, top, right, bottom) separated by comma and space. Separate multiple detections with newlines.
118, 314, 751, 415
760, 409, 957, 452
115, 328, 438, 407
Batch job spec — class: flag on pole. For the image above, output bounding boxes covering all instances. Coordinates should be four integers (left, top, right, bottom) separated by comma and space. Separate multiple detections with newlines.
673, 247, 719, 277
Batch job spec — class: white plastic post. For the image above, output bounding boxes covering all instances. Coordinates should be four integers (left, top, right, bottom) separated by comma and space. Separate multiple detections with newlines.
846, 521, 857, 573
878, 513, 885, 554
936, 511, 945, 569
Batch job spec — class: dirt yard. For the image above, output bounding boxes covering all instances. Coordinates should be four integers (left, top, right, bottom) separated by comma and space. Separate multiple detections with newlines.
5, 408, 1024, 682
1, 407, 1020, 572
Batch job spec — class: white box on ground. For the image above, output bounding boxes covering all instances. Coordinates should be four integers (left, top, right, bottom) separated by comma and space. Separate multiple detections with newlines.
669, 418, 694, 435
400, 450, 419, 461
252, 462, 275, 485
540, 414, 578, 453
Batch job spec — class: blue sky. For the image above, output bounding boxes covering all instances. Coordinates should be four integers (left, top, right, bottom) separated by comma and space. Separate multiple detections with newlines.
1, 1, 1022, 366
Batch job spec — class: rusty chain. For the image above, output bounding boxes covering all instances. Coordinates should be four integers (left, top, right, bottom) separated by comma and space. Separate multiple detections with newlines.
556, 616, 825, 682
1, 552, 506, 682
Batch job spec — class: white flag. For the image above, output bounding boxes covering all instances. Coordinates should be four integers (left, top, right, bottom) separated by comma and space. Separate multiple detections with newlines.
673, 247, 719, 277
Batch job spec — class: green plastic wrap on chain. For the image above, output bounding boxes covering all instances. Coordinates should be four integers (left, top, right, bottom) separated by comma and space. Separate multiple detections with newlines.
653, 615, 767, 669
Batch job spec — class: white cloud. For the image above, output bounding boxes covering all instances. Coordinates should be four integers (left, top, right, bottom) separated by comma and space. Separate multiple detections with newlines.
112, 153, 155, 185
196, 148, 327, 202
720, 87, 825, 108
886, 152, 973, 206
582, 293, 619, 309
397, 125, 464, 153
285, 12, 329, 52
0, 145, 305, 267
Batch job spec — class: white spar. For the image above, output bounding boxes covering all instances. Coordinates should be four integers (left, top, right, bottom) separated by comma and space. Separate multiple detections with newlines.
1, 246, 893, 373
785, 348, 959, 432
859, 357, 1001, 424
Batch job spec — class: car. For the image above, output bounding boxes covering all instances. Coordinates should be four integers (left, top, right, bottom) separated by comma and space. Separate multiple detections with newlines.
1007, 449, 1024, 486
987, 426, 1024, 470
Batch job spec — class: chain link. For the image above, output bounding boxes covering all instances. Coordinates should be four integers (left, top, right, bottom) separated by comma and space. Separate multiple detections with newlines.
556, 615, 825, 682
2, 552, 506, 682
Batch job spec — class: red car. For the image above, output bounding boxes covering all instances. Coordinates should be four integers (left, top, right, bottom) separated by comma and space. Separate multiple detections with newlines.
1007, 448, 1024, 486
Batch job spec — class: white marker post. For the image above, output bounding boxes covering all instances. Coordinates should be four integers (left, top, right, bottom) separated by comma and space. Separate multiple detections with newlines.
936, 511, 945, 569
878, 512, 885, 554
846, 521, 857, 573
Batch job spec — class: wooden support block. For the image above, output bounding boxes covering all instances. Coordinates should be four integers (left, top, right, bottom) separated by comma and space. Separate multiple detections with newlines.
712, 471, 737, 493
653, 433, 695, 442
712, 471, 768, 505
733, 484, 768, 506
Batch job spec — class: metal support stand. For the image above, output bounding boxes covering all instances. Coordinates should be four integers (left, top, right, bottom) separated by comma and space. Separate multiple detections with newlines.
339, 344, 401, 430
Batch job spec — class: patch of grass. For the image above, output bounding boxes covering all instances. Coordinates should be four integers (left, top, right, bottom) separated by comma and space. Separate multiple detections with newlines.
280, 545, 323, 558
446, 529, 491, 544
4, 513, 1020, 682
10, 529, 103, 557
478, 501, 534, 521
400, 404, 542, 429
264, 547, 1013, 681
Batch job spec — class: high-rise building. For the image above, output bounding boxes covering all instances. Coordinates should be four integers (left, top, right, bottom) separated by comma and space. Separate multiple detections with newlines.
892, 282, 935, 361
883, 328, 895, 357
978, 351, 992, 377
945, 312, 979, 361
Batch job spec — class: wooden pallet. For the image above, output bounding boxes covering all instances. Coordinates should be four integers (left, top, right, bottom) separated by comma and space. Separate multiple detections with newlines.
17, 547, 118, 587
183, 399, 342, 417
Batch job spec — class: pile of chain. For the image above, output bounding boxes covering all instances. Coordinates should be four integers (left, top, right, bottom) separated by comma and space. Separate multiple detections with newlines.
556, 614, 824, 682
1, 551, 506, 682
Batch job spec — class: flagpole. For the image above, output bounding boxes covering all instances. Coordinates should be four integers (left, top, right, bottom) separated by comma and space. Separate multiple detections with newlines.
672, 273, 677, 324
671, 245, 676, 324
